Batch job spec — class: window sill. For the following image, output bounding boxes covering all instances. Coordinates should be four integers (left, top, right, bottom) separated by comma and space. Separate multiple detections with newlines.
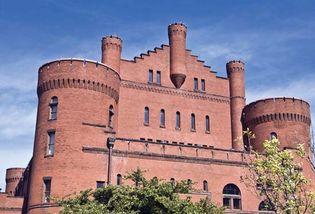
143, 122, 149, 126
191, 129, 196, 132
44, 154, 54, 158
175, 127, 181, 131
48, 118, 57, 121
160, 125, 165, 128
205, 130, 210, 134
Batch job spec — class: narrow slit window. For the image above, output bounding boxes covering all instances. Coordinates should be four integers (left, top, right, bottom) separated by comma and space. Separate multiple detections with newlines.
144, 107, 149, 125
194, 78, 198, 90
108, 105, 114, 128
43, 177, 51, 203
205, 115, 210, 132
160, 109, 165, 127
156, 71, 161, 85
176, 111, 181, 129
117, 174, 122, 185
201, 79, 205, 91
49, 96, 58, 120
47, 131, 55, 156
191, 113, 196, 131
203, 180, 208, 192
148, 70, 153, 83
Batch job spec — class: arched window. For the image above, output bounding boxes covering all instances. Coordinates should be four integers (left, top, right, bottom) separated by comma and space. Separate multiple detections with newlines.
191, 113, 196, 131
108, 105, 114, 128
176, 111, 181, 129
258, 200, 274, 212
203, 180, 208, 192
170, 178, 175, 187
144, 107, 149, 125
160, 109, 165, 128
270, 132, 277, 139
223, 184, 241, 210
49, 96, 58, 120
117, 174, 122, 185
205, 115, 210, 132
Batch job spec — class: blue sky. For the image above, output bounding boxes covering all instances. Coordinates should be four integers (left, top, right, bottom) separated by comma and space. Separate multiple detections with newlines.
0, 0, 315, 190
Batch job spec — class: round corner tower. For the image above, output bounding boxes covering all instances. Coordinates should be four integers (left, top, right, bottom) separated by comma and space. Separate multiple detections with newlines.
101, 35, 122, 73
168, 22, 187, 88
28, 56, 121, 213
5, 168, 24, 196
243, 97, 311, 152
227, 60, 245, 150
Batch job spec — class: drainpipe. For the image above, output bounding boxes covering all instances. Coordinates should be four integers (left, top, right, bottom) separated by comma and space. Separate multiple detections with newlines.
106, 137, 115, 185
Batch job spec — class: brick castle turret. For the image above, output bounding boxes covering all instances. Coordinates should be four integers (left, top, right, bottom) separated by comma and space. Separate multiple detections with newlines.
227, 60, 245, 150
5, 168, 24, 196
168, 23, 187, 88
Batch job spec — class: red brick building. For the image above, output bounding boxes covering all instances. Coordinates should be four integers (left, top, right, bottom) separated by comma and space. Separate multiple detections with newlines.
1, 23, 314, 214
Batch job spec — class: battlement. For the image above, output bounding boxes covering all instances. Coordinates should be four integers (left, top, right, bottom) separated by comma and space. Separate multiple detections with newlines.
244, 97, 310, 113
39, 58, 120, 79
168, 22, 187, 31
102, 35, 122, 48
226, 60, 245, 75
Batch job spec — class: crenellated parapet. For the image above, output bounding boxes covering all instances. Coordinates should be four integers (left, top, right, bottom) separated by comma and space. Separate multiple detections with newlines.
243, 97, 311, 152
38, 58, 120, 102
168, 22, 187, 37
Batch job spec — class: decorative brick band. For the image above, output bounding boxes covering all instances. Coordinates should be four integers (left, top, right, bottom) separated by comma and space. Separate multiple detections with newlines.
246, 112, 311, 126
120, 80, 230, 104
37, 78, 119, 102
82, 147, 247, 167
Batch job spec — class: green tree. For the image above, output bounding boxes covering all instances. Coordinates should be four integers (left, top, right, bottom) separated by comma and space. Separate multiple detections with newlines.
59, 168, 224, 214
243, 132, 315, 214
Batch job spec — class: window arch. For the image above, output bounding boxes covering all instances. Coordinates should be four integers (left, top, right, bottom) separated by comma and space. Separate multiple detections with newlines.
191, 113, 196, 131
223, 184, 241, 210
117, 174, 122, 185
203, 180, 208, 192
108, 105, 114, 128
205, 115, 210, 132
270, 132, 277, 140
160, 109, 165, 128
144, 107, 149, 125
49, 96, 58, 120
176, 111, 181, 129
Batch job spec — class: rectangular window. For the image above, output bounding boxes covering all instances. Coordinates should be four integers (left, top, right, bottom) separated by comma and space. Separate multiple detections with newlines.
201, 79, 205, 91
156, 71, 161, 85
194, 78, 198, 90
148, 70, 153, 83
96, 181, 105, 188
47, 131, 55, 156
233, 198, 241, 209
223, 198, 231, 208
43, 177, 51, 203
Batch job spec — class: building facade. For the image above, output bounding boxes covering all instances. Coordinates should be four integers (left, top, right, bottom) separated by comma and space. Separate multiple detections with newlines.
1, 23, 314, 214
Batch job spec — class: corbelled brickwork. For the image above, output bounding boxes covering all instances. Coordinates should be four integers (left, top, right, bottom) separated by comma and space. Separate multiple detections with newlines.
1, 22, 314, 214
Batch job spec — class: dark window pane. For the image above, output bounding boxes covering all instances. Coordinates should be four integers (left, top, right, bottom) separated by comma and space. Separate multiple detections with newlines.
223, 184, 240, 195
176, 112, 180, 129
191, 114, 195, 130
160, 109, 165, 127
203, 180, 208, 192
194, 78, 198, 90
205, 116, 210, 132
201, 79, 205, 91
233, 198, 241, 209
223, 198, 231, 208
117, 174, 122, 185
48, 132, 55, 156
156, 71, 161, 85
108, 105, 114, 128
49, 97, 58, 120
270, 132, 277, 139
96, 181, 105, 188
148, 70, 153, 82
43, 178, 51, 203
144, 107, 149, 124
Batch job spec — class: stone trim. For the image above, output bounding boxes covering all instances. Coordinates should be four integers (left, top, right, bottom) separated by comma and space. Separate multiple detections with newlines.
27, 203, 60, 211
120, 80, 230, 104
246, 112, 311, 126
37, 78, 119, 102
82, 147, 247, 167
